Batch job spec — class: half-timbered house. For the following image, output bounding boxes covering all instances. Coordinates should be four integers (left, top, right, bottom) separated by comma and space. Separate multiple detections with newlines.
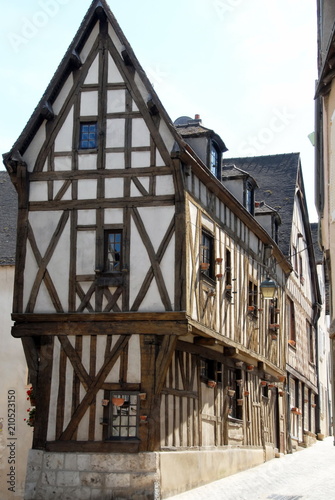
4, 2, 296, 498
222, 154, 324, 449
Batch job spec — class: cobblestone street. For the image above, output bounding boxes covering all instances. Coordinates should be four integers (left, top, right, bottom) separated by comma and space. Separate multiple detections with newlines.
168, 437, 335, 500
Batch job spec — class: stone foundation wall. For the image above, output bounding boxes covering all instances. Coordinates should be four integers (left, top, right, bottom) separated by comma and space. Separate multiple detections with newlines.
24, 449, 160, 500
159, 446, 265, 498
24, 446, 275, 499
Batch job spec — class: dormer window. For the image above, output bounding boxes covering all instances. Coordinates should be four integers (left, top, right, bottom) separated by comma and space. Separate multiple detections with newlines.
245, 181, 254, 214
210, 142, 220, 179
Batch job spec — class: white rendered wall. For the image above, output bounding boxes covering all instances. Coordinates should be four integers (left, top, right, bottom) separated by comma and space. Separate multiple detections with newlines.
0, 266, 32, 499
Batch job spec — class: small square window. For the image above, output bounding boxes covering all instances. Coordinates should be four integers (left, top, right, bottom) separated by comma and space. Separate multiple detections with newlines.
79, 122, 97, 149
105, 230, 122, 272
105, 392, 139, 440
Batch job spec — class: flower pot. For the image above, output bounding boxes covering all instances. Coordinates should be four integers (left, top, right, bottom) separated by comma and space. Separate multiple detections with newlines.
112, 397, 125, 407
279, 391, 284, 397
140, 415, 148, 424
237, 399, 243, 406
260, 381, 267, 386
101, 399, 110, 406
207, 380, 216, 389
248, 306, 255, 311
215, 257, 223, 264
288, 340, 296, 347
247, 365, 254, 371
29, 398, 37, 407
228, 389, 235, 397
244, 391, 250, 396
216, 273, 223, 280
139, 393, 147, 401
200, 262, 210, 271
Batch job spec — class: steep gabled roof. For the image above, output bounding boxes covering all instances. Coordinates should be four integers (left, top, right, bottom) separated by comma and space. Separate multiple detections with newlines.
3, 0, 185, 166
0, 171, 17, 265
222, 153, 300, 256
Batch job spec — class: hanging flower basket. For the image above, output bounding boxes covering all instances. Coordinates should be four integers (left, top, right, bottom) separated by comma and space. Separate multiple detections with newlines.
24, 407, 36, 427
26, 387, 36, 407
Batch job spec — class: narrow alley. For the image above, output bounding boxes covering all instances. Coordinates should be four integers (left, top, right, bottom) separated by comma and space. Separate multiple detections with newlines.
168, 437, 335, 500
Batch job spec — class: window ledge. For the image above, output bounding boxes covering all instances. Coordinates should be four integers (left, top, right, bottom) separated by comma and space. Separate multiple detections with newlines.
77, 148, 98, 154
96, 274, 123, 287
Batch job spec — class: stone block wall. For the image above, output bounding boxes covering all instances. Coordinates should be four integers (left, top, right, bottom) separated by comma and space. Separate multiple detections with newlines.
24, 449, 160, 500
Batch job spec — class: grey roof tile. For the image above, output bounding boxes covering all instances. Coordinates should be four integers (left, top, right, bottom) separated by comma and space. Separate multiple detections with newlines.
222, 153, 300, 256
0, 171, 17, 265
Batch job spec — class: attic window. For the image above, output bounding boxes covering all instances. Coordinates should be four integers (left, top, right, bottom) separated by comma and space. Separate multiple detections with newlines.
79, 122, 98, 149
210, 142, 220, 178
245, 181, 254, 214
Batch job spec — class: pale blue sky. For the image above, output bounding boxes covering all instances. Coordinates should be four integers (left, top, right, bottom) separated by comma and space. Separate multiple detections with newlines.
1, 0, 317, 220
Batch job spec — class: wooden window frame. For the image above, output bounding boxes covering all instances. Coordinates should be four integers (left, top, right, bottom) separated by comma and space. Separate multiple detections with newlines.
79, 121, 98, 150
210, 141, 220, 179
288, 297, 296, 343
225, 248, 232, 300
248, 279, 258, 314
307, 320, 315, 364
103, 391, 140, 441
244, 180, 254, 215
201, 230, 215, 280
104, 229, 123, 273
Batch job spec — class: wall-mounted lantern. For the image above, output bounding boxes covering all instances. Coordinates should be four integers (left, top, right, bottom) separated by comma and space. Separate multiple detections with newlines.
260, 276, 278, 300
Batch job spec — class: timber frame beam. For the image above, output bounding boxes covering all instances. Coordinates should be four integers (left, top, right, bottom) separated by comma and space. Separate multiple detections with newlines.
11, 312, 191, 337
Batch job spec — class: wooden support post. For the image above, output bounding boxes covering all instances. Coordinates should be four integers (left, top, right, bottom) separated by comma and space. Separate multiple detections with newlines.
33, 336, 54, 449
